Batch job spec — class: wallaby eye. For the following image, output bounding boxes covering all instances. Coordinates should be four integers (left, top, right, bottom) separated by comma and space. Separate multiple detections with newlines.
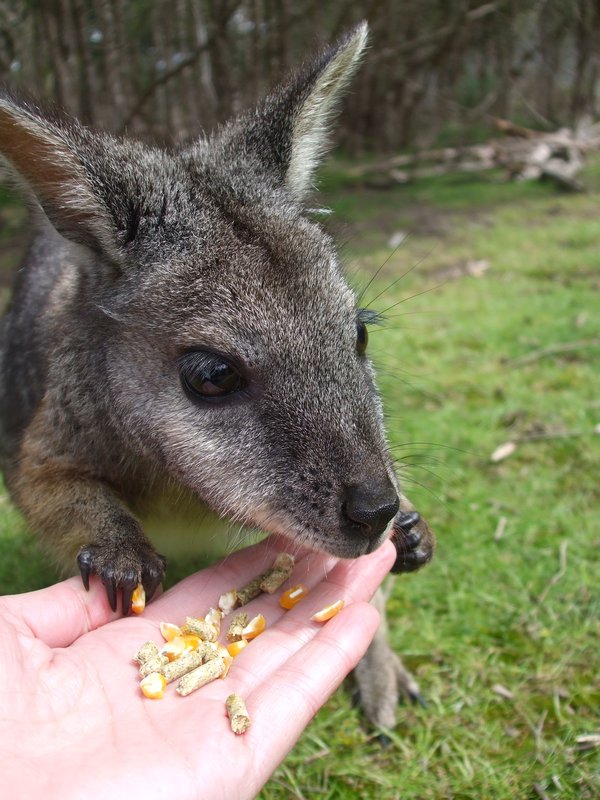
356, 320, 368, 355
178, 351, 245, 401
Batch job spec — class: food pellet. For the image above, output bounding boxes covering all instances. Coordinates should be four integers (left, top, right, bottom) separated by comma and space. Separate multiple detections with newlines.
140, 672, 166, 699
176, 655, 226, 696
134, 640, 160, 664
131, 583, 146, 614
227, 612, 249, 642
259, 552, 295, 594
241, 613, 266, 640
235, 552, 295, 605
139, 656, 168, 678
162, 642, 216, 683
279, 583, 309, 609
226, 693, 251, 735
311, 599, 345, 622
235, 577, 263, 606
181, 615, 219, 642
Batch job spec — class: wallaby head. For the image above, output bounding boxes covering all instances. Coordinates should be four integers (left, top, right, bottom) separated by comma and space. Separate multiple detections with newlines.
0, 22, 421, 582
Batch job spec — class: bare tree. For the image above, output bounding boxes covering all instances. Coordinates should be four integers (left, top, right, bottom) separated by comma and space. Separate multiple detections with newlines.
0, 0, 599, 152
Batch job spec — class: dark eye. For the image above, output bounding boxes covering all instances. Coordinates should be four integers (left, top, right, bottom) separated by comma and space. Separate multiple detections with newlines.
178, 351, 245, 401
356, 320, 368, 355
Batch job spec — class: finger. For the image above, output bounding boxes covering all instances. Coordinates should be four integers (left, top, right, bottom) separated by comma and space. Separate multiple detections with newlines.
3, 574, 122, 648
244, 601, 381, 797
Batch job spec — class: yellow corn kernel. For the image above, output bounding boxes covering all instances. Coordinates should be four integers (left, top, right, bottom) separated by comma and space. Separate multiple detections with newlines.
218, 589, 238, 615
180, 634, 201, 651
227, 639, 249, 658
140, 672, 166, 699
279, 583, 309, 609
160, 621, 182, 642
131, 583, 146, 614
161, 635, 189, 661
311, 599, 345, 623
216, 644, 234, 678
205, 607, 222, 631
241, 613, 266, 640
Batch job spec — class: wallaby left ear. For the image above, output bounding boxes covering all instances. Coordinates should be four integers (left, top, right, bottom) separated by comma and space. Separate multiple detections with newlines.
280, 21, 368, 200
209, 22, 368, 203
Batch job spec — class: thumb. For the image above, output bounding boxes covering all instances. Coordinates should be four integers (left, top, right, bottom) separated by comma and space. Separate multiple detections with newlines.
2, 574, 123, 648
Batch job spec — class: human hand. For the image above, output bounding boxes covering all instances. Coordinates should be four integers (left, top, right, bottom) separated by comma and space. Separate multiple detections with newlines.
1, 536, 395, 800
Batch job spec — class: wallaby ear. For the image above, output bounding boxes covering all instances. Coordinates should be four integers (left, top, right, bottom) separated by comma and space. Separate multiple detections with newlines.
208, 22, 368, 203
0, 94, 118, 258
281, 22, 368, 199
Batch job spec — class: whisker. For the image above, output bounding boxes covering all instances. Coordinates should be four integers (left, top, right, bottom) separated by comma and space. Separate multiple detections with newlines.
394, 461, 445, 484
377, 280, 447, 317
398, 474, 447, 507
388, 440, 477, 456
363, 246, 437, 309
355, 236, 413, 305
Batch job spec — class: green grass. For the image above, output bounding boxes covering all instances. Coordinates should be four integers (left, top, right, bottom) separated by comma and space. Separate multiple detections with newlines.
1, 161, 599, 798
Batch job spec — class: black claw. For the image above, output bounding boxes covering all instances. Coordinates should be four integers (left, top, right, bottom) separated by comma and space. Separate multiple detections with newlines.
409, 691, 427, 709
77, 551, 93, 591
403, 529, 422, 549
376, 733, 393, 748
391, 549, 429, 574
395, 510, 421, 531
104, 579, 118, 612
144, 553, 167, 603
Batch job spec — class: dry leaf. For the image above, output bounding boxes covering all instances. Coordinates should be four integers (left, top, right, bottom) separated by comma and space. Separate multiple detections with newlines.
490, 441, 517, 462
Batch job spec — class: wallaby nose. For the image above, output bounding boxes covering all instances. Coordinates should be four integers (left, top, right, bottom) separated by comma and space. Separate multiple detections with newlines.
342, 482, 399, 539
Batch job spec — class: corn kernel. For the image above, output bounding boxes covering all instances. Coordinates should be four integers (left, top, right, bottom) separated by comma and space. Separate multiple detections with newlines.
204, 607, 222, 638
216, 644, 234, 678
218, 589, 238, 615
140, 671, 166, 699
241, 613, 266, 640
161, 635, 189, 661
160, 621, 182, 642
311, 599, 345, 622
180, 634, 201, 651
227, 639, 249, 658
131, 583, 146, 614
279, 583, 309, 609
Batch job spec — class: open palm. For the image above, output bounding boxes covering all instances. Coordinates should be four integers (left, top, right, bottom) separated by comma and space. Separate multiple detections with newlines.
1, 536, 394, 800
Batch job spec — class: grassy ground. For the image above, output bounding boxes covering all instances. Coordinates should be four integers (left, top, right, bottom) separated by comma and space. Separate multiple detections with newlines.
1, 163, 599, 798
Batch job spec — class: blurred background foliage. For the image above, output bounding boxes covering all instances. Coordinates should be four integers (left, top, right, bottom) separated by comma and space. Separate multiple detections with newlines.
0, 0, 599, 151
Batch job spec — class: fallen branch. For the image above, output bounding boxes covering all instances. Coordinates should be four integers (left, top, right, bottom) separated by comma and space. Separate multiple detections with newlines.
350, 119, 600, 190
509, 338, 600, 367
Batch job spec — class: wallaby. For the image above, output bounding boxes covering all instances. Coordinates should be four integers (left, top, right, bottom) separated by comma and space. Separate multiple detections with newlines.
0, 22, 434, 729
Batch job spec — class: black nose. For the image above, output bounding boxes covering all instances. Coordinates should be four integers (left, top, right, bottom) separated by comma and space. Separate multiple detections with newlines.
342, 482, 399, 539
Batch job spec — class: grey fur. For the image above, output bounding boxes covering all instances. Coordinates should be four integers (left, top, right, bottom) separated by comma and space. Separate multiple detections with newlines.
0, 23, 434, 729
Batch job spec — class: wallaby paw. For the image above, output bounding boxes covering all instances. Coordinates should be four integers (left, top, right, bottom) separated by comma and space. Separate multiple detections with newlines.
354, 631, 423, 731
354, 618, 425, 731
390, 509, 435, 574
77, 541, 167, 614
